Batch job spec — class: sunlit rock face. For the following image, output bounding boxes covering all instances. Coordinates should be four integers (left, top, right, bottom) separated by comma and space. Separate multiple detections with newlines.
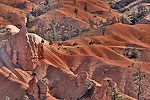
6, 23, 38, 70
0, 17, 44, 71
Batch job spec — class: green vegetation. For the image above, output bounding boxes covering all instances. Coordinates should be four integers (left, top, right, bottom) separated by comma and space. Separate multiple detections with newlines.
103, 0, 115, 12
32, 72, 37, 76
85, 80, 93, 90
106, 18, 112, 25
128, 63, 145, 100
120, 16, 128, 24
48, 19, 61, 41
4, 29, 13, 40
97, 20, 106, 36
84, 2, 88, 12
0, 27, 13, 41
45, 0, 50, 5
124, 48, 139, 59
110, 86, 131, 100
127, 5, 149, 25
89, 19, 94, 29
100, 24, 106, 36
30, 2, 50, 17
76, 80, 95, 99
23, 95, 29, 100
42, 79, 48, 84
41, 17, 88, 42
110, 86, 124, 100
130, 48, 139, 59
74, 8, 78, 18
5, 96, 10, 100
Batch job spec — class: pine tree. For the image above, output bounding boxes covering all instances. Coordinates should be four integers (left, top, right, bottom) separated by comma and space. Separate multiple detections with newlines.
128, 63, 145, 100
45, 0, 50, 5
74, 8, 78, 18
84, 2, 87, 12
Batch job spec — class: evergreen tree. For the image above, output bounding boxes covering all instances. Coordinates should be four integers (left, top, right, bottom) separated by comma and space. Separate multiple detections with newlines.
84, 2, 87, 12
74, 8, 78, 18
128, 63, 145, 100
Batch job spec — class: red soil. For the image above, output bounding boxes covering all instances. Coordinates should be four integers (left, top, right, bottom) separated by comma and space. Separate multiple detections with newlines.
0, 0, 150, 99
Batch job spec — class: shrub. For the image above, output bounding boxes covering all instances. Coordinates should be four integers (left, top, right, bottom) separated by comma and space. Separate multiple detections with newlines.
84, 2, 87, 12
23, 95, 29, 100
110, 86, 123, 100
109, 0, 115, 12
130, 48, 139, 59
5, 96, 10, 100
106, 18, 112, 25
100, 25, 106, 36
32, 72, 37, 76
4, 28, 13, 40
74, 8, 78, 18
118, 7, 126, 13
45, 0, 50, 5
89, 19, 94, 29
85, 80, 93, 90
42, 79, 48, 84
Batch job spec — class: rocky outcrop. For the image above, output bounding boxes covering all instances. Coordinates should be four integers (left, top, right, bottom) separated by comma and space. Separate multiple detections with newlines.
7, 24, 39, 70
1, 17, 44, 71
111, 16, 121, 24
95, 77, 117, 100
37, 80, 49, 100
76, 71, 89, 86
12, 50, 17, 65
38, 43, 44, 60
27, 77, 39, 100
27, 77, 54, 100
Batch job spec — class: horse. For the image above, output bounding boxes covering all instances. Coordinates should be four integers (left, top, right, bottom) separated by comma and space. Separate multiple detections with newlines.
89, 40, 95, 45
73, 42, 78, 46
58, 42, 63, 46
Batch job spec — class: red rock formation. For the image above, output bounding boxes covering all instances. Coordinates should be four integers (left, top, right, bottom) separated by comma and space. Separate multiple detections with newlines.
4, 17, 41, 70
38, 43, 45, 60
37, 80, 49, 99
12, 50, 17, 65
95, 77, 117, 100
76, 71, 89, 86
27, 77, 39, 100
5, 40, 12, 55
27, 77, 55, 100
111, 16, 121, 24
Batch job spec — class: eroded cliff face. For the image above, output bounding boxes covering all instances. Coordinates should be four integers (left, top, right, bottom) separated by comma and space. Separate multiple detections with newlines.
0, 17, 44, 71
26, 72, 121, 100
31, 65, 123, 100
0, 17, 145, 100
7, 26, 38, 70
27, 77, 51, 100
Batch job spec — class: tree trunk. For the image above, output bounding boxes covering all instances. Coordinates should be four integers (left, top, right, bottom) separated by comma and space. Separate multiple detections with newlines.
137, 85, 141, 100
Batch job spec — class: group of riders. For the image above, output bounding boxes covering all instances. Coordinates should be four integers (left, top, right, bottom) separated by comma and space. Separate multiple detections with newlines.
41, 39, 95, 46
